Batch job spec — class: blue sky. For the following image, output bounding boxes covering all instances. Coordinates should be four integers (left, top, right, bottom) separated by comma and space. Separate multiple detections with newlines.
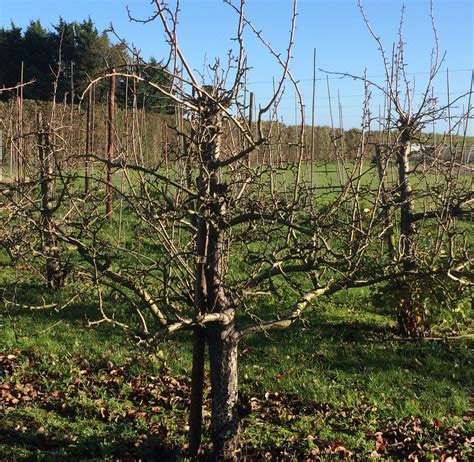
1, 0, 472, 134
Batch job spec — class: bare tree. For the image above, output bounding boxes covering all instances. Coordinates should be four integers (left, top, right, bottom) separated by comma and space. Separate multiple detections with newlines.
336, 0, 474, 335
36, 111, 65, 288
0, 43, 73, 289
49, 1, 403, 457
44, 1, 301, 456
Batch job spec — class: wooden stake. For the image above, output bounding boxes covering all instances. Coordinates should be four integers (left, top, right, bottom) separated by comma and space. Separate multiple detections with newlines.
85, 85, 94, 194
310, 48, 316, 189
17, 61, 24, 182
106, 71, 116, 221
249, 91, 254, 165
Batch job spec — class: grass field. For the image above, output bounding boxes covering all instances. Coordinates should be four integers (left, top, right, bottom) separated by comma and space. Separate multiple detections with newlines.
1, 258, 472, 460
1, 153, 473, 460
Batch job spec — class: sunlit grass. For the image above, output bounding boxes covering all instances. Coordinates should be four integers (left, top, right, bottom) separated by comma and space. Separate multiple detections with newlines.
1, 263, 472, 459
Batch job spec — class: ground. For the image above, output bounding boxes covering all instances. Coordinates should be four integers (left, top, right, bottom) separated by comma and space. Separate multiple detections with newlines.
1, 273, 472, 460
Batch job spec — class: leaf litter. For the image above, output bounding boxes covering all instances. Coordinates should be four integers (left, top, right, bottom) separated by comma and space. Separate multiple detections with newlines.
0, 350, 472, 460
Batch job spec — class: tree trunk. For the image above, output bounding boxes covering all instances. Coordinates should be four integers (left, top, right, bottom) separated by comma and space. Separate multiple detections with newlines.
207, 321, 239, 461
396, 128, 421, 336
188, 210, 208, 456
38, 112, 62, 289
397, 131, 416, 272
189, 90, 240, 458
188, 327, 206, 456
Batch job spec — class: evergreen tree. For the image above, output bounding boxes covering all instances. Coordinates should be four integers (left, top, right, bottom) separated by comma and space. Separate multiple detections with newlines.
0, 23, 24, 96
23, 21, 54, 100
0, 18, 172, 113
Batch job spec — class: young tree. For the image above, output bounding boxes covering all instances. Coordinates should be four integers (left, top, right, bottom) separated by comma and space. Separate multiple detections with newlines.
352, 0, 473, 335
53, 1, 401, 458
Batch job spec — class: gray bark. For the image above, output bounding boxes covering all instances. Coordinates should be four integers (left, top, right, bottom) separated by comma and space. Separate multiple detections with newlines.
396, 128, 420, 335
38, 112, 62, 289
397, 130, 416, 272
207, 321, 239, 461
191, 93, 240, 458
188, 210, 208, 455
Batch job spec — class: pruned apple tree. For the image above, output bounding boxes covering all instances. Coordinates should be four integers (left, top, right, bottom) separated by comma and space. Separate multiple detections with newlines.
45, 1, 411, 458
351, 0, 473, 336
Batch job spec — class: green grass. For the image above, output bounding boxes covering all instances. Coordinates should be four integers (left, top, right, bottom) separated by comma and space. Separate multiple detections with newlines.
1, 158, 472, 459
1, 267, 472, 460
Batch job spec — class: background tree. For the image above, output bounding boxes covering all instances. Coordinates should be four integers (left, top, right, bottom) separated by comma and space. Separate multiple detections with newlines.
354, 0, 473, 335
0, 19, 170, 111
0, 23, 24, 98
22, 21, 55, 100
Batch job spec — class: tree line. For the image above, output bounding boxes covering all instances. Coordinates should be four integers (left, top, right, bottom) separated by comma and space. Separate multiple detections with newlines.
0, 19, 173, 113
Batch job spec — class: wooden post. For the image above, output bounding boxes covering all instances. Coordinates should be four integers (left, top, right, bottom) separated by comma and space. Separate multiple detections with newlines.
17, 61, 24, 182
248, 91, 254, 166
85, 85, 94, 194
310, 48, 316, 189
106, 71, 116, 221
70, 61, 75, 147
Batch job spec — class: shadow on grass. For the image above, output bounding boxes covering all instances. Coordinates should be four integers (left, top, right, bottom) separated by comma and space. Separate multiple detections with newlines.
0, 425, 177, 461
1, 279, 135, 328
241, 315, 473, 389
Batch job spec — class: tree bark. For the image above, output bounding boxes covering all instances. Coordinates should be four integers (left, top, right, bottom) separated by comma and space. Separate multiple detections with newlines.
207, 321, 239, 461
396, 128, 420, 336
189, 91, 240, 458
188, 209, 208, 456
38, 112, 62, 289
397, 130, 416, 273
